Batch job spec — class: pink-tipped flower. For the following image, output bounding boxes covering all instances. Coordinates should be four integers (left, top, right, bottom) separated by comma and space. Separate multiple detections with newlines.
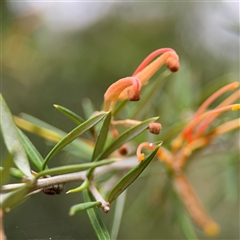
136, 142, 155, 162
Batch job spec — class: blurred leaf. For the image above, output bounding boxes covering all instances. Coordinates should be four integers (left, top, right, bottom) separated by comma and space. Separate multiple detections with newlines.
171, 184, 198, 240
69, 201, 102, 216
83, 189, 111, 240
98, 116, 159, 160
82, 98, 96, 119
0, 153, 14, 186
108, 142, 162, 203
0, 185, 30, 211
42, 112, 107, 169
0, 95, 32, 178
10, 168, 24, 179
18, 130, 45, 171
111, 189, 127, 240
223, 154, 239, 201
15, 116, 62, 142
54, 104, 85, 124
113, 100, 128, 116
91, 111, 111, 161
19, 113, 68, 137
36, 158, 116, 179
16, 114, 93, 160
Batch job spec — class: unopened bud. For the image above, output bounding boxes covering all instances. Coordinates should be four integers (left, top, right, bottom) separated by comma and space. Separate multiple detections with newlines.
148, 122, 162, 135
118, 144, 128, 155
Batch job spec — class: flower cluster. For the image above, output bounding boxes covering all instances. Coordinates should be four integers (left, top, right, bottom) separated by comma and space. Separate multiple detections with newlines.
104, 48, 179, 146
103, 47, 239, 237
136, 81, 239, 236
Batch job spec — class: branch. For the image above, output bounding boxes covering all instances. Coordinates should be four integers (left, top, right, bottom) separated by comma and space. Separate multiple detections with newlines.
1, 157, 139, 192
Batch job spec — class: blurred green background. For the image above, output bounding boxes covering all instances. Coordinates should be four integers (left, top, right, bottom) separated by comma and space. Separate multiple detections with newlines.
1, 1, 239, 239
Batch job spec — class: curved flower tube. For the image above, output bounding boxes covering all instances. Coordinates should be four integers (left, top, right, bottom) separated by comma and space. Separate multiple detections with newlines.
196, 89, 240, 137
118, 49, 179, 100
104, 76, 141, 111
132, 48, 179, 76
182, 104, 240, 142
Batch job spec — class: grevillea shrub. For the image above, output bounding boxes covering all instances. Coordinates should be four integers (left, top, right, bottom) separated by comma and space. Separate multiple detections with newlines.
1, 48, 239, 240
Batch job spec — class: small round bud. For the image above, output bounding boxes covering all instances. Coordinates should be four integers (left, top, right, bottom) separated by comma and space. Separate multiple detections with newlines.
148, 122, 162, 135
118, 144, 128, 155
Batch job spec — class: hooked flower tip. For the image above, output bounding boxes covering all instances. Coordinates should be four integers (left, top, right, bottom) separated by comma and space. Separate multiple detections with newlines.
136, 142, 155, 162
166, 54, 180, 72
104, 76, 142, 111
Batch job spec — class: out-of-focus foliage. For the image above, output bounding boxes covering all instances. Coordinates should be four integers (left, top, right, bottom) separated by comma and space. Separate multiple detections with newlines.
1, 1, 239, 239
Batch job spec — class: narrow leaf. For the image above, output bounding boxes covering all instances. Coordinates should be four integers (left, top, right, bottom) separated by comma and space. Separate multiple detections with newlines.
98, 117, 159, 160
111, 189, 127, 240
10, 167, 24, 179
66, 179, 90, 194
18, 130, 45, 171
0, 153, 14, 186
42, 112, 107, 170
19, 113, 67, 137
15, 116, 62, 142
16, 115, 93, 160
69, 201, 101, 216
83, 190, 111, 240
0, 185, 30, 211
54, 104, 85, 125
91, 111, 111, 161
36, 159, 116, 179
108, 142, 161, 203
0, 95, 32, 178
82, 98, 96, 119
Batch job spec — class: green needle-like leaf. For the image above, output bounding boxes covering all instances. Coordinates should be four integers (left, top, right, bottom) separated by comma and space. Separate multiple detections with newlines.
42, 112, 107, 169
108, 142, 162, 203
54, 104, 85, 124
0, 95, 32, 178
0, 153, 14, 186
18, 130, 45, 171
0, 185, 30, 211
98, 117, 159, 160
16, 114, 93, 160
36, 159, 116, 179
83, 190, 111, 240
69, 201, 102, 216
91, 111, 111, 161
82, 98, 96, 119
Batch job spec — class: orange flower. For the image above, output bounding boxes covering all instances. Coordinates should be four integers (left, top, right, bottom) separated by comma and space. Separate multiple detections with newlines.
103, 48, 180, 111
172, 82, 240, 154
